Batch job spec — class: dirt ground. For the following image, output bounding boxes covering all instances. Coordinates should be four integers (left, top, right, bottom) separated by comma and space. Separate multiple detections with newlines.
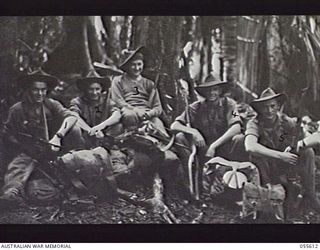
1, 167, 320, 225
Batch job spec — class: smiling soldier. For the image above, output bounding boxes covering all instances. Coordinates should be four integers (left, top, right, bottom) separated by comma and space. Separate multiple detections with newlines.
244, 88, 320, 214
0, 69, 78, 206
110, 46, 168, 136
171, 73, 242, 164
69, 69, 123, 148
170, 73, 243, 199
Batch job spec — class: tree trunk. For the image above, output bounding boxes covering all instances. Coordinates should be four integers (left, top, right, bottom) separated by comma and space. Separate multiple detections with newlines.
266, 15, 288, 92
132, 16, 150, 48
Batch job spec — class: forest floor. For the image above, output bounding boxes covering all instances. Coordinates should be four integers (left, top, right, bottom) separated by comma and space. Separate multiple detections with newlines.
1, 168, 320, 225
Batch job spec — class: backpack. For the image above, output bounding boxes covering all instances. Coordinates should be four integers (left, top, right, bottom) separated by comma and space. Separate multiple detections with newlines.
25, 147, 118, 204
203, 157, 260, 200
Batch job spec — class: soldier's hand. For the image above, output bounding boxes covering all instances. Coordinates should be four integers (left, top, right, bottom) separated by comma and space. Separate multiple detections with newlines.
89, 125, 105, 136
133, 108, 147, 119
95, 131, 105, 139
205, 145, 216, 158
279, 151, 298, 165
49, 135, 61, 152
191, 129, 206, 147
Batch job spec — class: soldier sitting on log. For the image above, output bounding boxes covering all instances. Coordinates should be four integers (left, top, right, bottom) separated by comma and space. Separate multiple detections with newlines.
0, 70, 81, 207
244, 88, 320, 216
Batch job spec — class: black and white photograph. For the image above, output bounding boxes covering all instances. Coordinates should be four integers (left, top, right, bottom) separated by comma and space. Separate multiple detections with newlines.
1, 15, 320, 226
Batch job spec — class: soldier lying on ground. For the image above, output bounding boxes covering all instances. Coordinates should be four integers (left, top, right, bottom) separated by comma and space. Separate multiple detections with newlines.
244, 88, 320, 215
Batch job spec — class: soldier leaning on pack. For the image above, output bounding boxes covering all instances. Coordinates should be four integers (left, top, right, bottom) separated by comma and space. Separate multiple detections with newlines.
244, 88, 320, 214
0, 70, 81, 207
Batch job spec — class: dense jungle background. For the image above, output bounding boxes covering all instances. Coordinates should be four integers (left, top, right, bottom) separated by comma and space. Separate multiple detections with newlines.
1, 16, 320, 224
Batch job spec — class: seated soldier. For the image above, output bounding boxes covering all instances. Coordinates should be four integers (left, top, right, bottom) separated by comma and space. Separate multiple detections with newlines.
170, 73, 243, 199
69, 69, 122, 148
0, 70, 79, 206
244, 88, 320, 213
110, 46, 168, 137
71, 68, 182, 203
171, 73, 242, 163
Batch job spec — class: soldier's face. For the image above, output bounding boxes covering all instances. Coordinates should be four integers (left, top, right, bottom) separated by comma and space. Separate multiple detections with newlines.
127, 59, 144, 77
86, 82, 102, 101
261, 99, 279, 121
206, 86, 222, 102
29, 81, 48, 103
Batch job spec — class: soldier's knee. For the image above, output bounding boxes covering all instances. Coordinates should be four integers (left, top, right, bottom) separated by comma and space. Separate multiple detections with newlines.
69, 124, 83, 137
64, 124, 85, 150
164, 150, 180, 163
175, 132, 189, 144
121, 110, 139, 127
107, 123, 124, 136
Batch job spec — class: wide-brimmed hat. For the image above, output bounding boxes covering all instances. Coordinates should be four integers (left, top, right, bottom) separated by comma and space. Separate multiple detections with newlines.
119, 46, 146, 71
93, 62, 124, 77
19, 69, 59, 92
76, 69, 110, 92
195, 73, 229, 95
251, 87, 287, 111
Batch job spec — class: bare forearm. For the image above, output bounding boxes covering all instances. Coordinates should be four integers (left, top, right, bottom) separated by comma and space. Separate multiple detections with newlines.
96, 111, 121, 130
246, 140, 282, 160
74, 115, 92, 132
171, 121, 195, 135
210, 123, 241, 148
56, 116, 77, 136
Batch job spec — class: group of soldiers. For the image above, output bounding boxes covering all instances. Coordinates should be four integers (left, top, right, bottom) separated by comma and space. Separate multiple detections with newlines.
1, 45, 320, 221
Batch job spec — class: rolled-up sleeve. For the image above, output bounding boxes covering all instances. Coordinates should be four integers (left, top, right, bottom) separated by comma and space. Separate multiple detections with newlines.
245, 118, 260, 138
225, 98, 242, 127
69, 98, 82, 115
49, 99, 76, 119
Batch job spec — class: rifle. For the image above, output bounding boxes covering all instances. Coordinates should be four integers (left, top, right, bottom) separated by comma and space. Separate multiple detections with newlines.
15, 132, 115, 219
285, 87, 309, 211
144, 58, 164, 121
180, 81, 200, 200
